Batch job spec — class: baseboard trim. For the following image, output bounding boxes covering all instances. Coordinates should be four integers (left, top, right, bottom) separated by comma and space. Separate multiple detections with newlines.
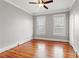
0, 43, 18, 53
69, 41, 79, 57
34, 37, 69, 42
0, 38, 33, 53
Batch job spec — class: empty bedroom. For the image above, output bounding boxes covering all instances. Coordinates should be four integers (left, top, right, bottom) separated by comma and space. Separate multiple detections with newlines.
0, 0, 79, 58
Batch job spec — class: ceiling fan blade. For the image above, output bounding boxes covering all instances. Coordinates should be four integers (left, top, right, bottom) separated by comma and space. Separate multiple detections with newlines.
44, 0, 53, 4
43, 5, 48, 9
38, 0, 40, 4
29, 2, 37, 4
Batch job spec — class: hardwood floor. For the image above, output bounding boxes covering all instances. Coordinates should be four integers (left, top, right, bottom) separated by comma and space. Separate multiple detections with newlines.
0, 39, 77, 58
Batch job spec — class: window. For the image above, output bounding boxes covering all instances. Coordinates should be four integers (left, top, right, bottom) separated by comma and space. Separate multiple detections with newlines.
36, 16, 46, 35
53, 14, 66, 36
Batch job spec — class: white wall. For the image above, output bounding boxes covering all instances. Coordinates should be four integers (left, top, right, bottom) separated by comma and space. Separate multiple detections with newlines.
0, 0, 33, 52
34, 12, 69, 42
70, 0, 79, 54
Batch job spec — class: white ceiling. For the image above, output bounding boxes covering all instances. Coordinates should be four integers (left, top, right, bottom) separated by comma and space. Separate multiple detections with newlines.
4, 0, 75, 15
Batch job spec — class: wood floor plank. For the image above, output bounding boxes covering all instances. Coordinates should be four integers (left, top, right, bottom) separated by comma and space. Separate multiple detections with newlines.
0, 39, 77, 58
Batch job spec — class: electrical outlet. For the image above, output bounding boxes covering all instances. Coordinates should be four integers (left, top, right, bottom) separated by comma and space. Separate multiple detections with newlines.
17, 43, 20, 47
75, 51, 78, 58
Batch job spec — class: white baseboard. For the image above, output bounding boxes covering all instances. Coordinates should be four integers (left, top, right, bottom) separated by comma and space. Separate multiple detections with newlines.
0, 43, 17, 53
69, 41, 79, 57
34, 37, 69, 42
0, 38, 33, 53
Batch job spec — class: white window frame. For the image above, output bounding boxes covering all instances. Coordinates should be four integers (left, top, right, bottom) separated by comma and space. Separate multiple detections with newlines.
36, 16, 46, 35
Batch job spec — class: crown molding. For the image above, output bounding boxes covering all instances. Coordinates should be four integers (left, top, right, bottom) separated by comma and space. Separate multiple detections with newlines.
33, 8, 70, 16
4, 0, 76, 16
69, 0, 76, 11
4, 0, 33, 15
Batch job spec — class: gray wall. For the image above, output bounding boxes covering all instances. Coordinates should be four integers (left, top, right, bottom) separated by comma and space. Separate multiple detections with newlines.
0, 0, 33, 52
69, 0, 79, 54
33, 12, 69, 41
